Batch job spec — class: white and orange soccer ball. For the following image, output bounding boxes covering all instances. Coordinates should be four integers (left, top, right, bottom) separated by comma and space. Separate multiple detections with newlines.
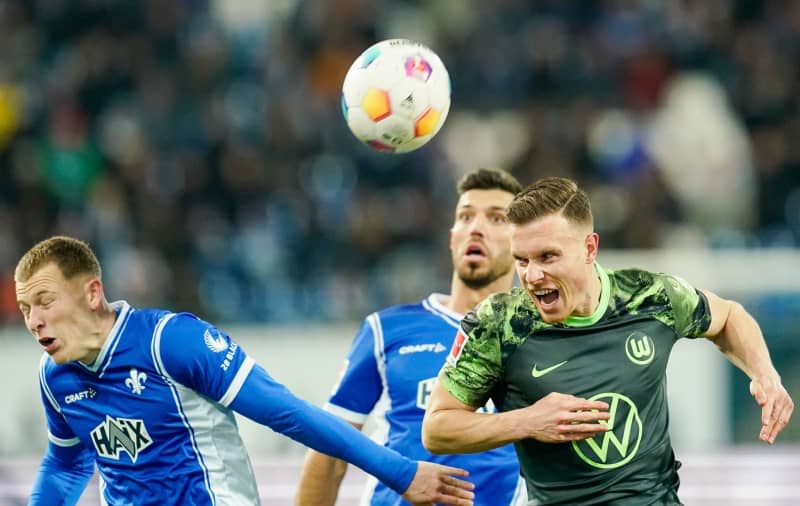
341, 39, 451, 153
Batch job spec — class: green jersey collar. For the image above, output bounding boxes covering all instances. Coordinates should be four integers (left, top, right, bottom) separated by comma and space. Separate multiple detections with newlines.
563, 263, 610, 327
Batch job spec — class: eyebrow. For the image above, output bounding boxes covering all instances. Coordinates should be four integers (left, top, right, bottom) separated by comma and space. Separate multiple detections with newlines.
457, 204, 508, 211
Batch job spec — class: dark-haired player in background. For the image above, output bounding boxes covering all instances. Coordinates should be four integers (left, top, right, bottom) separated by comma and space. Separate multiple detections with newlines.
296, 168, 527, 506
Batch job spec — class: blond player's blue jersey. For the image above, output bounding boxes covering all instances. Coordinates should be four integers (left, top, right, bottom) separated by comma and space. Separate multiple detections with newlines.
34, 301, 418, 505
326, 293, 526, 506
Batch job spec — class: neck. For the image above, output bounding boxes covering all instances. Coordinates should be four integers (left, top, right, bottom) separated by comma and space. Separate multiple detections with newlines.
446, 270, 515, 315
80, 301, 118, 364
583, 263, 603, 316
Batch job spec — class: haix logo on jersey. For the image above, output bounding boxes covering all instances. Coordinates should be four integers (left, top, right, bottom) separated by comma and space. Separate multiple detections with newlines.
399, 342, 447, 355
65, 388, 97, 404
125, 368, 147, 395
204, 328, 229, 353
91, 415, 152, 463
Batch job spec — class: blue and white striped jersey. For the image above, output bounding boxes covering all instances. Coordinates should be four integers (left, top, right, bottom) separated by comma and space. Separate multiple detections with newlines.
37, 301, 260, 505
326, 293, 526, 506
35, 301, 420, 505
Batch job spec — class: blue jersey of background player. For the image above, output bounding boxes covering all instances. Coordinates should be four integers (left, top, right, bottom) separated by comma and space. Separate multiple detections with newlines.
15, 236, 476, 506
296, 168, 527, 506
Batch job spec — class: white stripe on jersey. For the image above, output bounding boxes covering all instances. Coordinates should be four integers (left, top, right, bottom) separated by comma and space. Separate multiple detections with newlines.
323, 402, 370, 425
152, 313, 260, 506
97, 302, 133, 378
219, 356, 255, 407
38, 353, 61, 413
422, 293, 463, 327
151, 313, 215, 503
47, 431, 80, 447
358, 313, 393, 506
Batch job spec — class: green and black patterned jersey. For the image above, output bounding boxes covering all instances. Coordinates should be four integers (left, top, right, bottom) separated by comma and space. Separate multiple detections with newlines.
440, 264, 712, 506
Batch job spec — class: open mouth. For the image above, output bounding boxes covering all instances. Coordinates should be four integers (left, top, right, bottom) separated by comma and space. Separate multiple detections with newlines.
38, 337, 57, 353
533, 288, 560, 308
464, 243, 487, 260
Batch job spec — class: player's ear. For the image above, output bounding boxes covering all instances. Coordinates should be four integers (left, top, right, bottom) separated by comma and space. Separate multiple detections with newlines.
585, 232, 599, 263
85, 278, 105, 309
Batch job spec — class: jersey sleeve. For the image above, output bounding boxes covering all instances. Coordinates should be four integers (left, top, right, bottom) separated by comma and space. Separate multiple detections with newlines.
438, 300, 504, 408
230, 363, 417, 494
38, 356, 82, 447
33, 358, 94, 505
29, 442, 95, 505
659, 274, 712, 338
325, 316, 383, 424
157, 313, 255, 406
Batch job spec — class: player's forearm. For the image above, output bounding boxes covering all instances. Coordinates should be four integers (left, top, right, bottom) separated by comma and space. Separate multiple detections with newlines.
422, 408, 525, 453
232, 365, 417, 494
294, 450, 349, 506
713, 302, 779, 382
29, 443, 94, 506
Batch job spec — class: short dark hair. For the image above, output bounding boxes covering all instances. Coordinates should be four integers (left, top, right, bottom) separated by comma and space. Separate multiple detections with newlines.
15, 236, 102, 283
507, 176, 593, 226
456, 167, 522, 196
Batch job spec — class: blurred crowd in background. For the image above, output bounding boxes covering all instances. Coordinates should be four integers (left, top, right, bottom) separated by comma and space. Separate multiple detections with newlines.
0, 0, 799, 324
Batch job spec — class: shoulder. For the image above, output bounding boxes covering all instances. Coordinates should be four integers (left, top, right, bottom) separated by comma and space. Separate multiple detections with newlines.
607, 267, 673, 302
608, 267, 663, 291
467, 288, 542, 339
610, 267, 695, 296
370, 298, 450, 343
375, 300, 427, 320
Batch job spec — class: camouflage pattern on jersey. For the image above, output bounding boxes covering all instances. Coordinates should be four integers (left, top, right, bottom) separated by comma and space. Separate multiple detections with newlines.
438, 264, 713, 504
440, 265, 711, 407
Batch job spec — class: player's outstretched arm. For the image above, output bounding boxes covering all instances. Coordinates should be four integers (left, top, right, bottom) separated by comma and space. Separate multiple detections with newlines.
701, 289, 794, 444
422, 381, 610, 454
29, 442, 94, 506
230, 364, 474, 504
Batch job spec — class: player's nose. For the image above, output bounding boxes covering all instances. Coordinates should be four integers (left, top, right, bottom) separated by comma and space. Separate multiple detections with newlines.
524, 264, 545, 283
27, 308, 45, 334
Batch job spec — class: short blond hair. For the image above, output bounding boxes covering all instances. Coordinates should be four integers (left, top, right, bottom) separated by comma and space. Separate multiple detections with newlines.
15, 236, 101, 283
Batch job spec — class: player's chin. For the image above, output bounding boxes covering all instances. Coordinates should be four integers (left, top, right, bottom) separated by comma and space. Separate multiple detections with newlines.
531, 300, 565, 323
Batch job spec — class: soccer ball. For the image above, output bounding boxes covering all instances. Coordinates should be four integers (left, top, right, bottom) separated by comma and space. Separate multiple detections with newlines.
341, 39, 451, 153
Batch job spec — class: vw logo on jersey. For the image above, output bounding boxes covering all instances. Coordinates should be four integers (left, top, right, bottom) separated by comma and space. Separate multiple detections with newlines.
572, 392, 642, 469
624, 331, 655, 366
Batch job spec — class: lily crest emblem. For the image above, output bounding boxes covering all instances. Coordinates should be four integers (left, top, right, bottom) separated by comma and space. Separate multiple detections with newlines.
125, 368, 147, 395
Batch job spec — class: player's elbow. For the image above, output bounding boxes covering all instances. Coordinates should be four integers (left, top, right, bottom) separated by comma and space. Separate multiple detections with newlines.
420, 412, 450, 454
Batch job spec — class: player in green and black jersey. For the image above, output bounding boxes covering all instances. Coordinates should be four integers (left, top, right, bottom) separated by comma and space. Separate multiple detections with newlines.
421, 177, 794, 505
